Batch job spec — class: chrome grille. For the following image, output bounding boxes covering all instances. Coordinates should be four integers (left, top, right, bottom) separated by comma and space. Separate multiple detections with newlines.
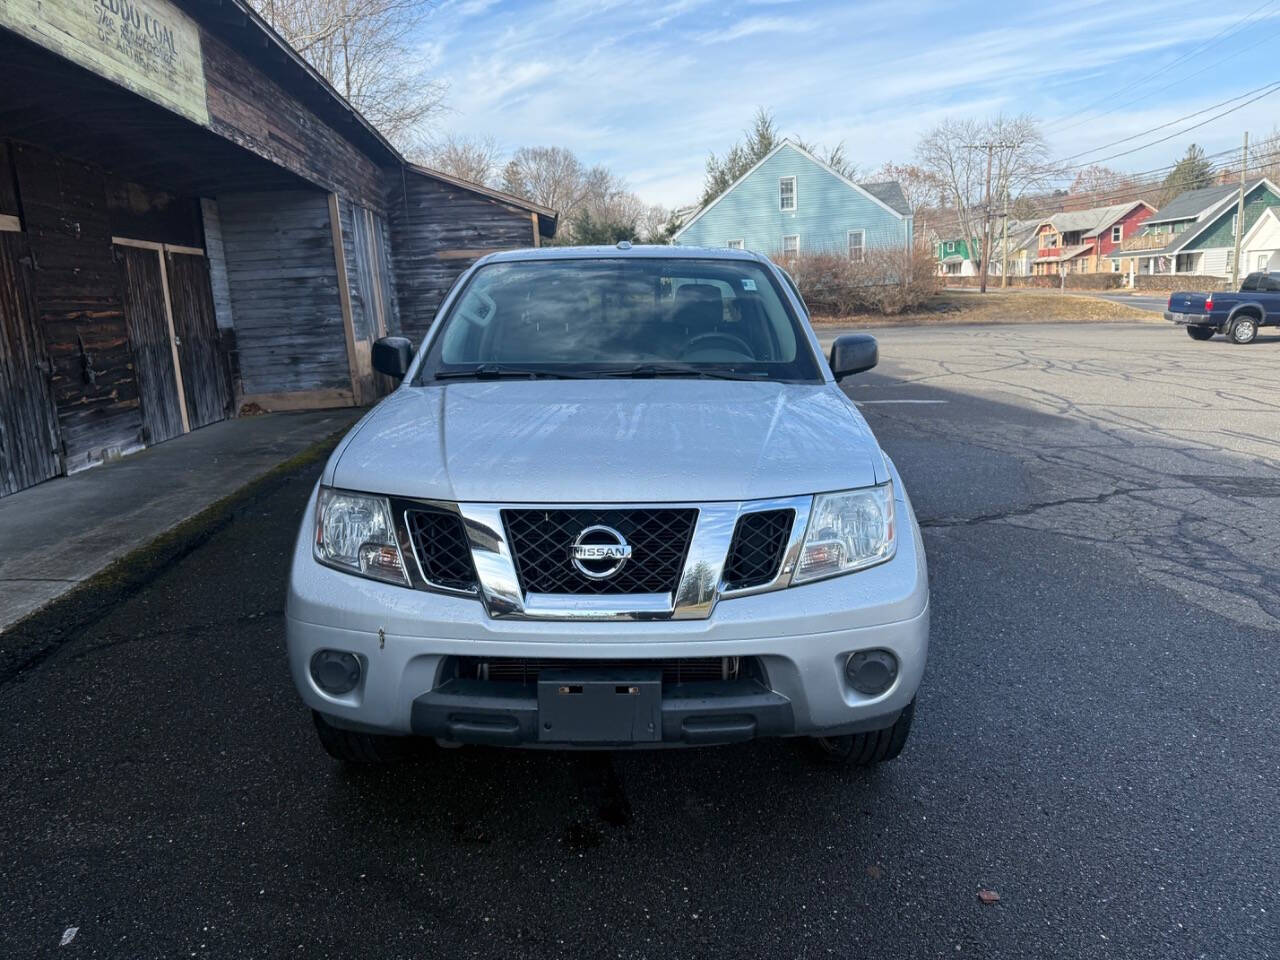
502, 508, 697, 595
722, 509, 794, 591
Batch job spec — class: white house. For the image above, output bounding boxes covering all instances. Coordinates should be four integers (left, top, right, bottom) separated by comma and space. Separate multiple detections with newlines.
1239, 206, 1280, 275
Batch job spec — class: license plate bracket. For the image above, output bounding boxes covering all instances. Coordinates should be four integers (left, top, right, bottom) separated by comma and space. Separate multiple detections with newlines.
537, 667, 662, 743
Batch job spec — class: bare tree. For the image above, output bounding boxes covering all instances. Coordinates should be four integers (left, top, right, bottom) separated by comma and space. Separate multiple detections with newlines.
252, 0, 446, 148
501, 146, 591, 221
1251, 125, 1280, 185
420, 134, 502, 186
499, 147, 650, 243
917, 113, 1055, 288
640, 204, 676, 243
871, 162, 946, 216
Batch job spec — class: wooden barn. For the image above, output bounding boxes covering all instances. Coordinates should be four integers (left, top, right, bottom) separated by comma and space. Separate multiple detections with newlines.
0, 0, 555, 498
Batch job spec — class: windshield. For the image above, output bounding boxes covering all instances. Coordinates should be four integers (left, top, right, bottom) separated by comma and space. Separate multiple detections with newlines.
416, 257, 822, 383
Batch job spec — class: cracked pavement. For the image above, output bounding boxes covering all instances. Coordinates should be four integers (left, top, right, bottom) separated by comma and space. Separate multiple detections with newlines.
0, 321, 1276, 958
839, 322, 1280, 630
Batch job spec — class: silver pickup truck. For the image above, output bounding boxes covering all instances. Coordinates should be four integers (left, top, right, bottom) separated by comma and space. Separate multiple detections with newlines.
286, 245, 929, 766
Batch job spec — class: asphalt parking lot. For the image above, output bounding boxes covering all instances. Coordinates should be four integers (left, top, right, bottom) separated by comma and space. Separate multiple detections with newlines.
2, 322, 1277, 959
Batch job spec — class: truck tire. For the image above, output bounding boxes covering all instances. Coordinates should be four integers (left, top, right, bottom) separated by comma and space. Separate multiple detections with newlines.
312, 710, 414, 763
803, 698, 916, 766
1185, 326, 1215, 340
1228, 315, 1259, 344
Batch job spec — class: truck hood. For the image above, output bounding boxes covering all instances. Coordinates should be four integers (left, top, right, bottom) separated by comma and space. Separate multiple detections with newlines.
329, 380, 885, 504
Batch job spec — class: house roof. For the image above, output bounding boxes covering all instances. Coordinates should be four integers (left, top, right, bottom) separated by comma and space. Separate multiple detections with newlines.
672, 138, 907, 241
1145, 183, 1239, 224
403, 163, 559, 231
1106, 177, 1279, 258
859, 181, 910, 216
1042, 201, 1151, 238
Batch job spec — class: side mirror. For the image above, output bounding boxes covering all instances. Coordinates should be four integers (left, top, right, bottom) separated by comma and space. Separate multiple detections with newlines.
372, 336, 414, 380
829, 334, 878, 381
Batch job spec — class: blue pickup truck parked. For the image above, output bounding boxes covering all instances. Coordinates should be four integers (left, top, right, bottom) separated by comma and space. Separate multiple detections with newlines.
1166, 272, 1280, 344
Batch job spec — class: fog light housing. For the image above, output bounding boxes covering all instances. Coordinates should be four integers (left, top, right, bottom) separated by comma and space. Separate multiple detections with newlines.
845, 650, 898, 695
311, 650, 361, 695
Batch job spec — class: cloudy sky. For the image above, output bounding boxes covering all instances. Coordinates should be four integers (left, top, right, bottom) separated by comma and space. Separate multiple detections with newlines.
422, 0, 1280, 207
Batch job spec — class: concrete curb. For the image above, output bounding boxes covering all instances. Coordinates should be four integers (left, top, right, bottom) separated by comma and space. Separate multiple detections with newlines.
0, 429, 346, 686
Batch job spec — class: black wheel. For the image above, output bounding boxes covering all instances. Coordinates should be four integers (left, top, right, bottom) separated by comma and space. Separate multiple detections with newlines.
1228, 315, 1259, 344
312, 710, 415, 763
802, 698, 916, 766
1185, 325, 1215, 341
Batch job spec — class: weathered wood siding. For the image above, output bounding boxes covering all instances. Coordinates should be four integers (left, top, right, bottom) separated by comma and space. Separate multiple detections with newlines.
340, 199, 398, 340
199, 197, 240, 398
202, 32, 386, 213
0, 230, 62, 495
12, 143, 143, 472
115, 245, 184, 445
218, 190, 351, 398
200, 199, 234, 330
387, 171, 536, 343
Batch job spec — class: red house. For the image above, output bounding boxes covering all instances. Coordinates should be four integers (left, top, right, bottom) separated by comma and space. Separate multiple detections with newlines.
1032, 201, 1156, 276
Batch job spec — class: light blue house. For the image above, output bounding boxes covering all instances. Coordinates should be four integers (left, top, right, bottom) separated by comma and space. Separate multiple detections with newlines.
672, 139, 912, 257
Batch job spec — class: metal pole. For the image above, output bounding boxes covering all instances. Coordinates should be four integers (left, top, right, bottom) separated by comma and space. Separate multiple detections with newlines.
980, 144, 993, 294
1231, 131, 1248, 288
1000, 193, 1010, 289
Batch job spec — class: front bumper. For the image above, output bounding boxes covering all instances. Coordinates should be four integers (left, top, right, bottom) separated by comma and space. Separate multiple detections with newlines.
1165, 310, 1215, 326
286, 479, 930, 748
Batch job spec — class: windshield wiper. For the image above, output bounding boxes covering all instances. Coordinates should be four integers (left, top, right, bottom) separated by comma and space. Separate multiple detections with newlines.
432, 364, 584, 381
602, 363, 767, 381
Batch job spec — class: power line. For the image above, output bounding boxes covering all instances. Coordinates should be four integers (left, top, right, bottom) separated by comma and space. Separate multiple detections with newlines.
1034, 140, 1257, 187
1067, 82, 1280, 168
1051, 21, 1280, 139
1051, 80, 1280, 168
1046, 0, 1280, 133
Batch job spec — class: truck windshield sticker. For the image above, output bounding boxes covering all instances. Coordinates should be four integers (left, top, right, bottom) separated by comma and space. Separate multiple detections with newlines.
741, 279, 757, 291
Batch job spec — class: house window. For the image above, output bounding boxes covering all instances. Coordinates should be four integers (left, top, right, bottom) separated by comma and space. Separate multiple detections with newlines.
1232, 213, 1239, 236
1259, 254, 1269, 271
847, 230, 866, 262
1111, 259, 1121, 273
1227, 249, 1235, 271
782, 235, 799, 256
1111, 225, 1123, 243
779, 177, 796, 212
726, 239, 744, 250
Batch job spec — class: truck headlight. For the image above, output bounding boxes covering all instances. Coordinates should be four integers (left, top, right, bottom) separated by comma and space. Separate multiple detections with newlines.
314, 487, 409, 585
793, 483, 896, 584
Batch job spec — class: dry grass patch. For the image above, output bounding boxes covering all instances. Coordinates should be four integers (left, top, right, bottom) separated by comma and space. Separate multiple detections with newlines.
810, 290, 1158, 327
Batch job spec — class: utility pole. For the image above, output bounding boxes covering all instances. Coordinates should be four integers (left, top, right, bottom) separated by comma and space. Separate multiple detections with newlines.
981, 143, 993, 294
1000, 190, 1010, 289
1231, 131, 1248, 288
966, 141, 1017, 293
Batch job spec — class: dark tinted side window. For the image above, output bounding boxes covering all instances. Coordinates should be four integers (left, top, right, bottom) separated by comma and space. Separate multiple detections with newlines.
1263, 274, 1280, 292
1240, 273, 1262, 291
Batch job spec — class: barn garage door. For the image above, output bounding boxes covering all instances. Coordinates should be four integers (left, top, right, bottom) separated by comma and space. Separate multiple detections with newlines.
0, 229, 61, 496
167, 252, 231, 429
115, 245, 184, 445
114, 240, 231, 440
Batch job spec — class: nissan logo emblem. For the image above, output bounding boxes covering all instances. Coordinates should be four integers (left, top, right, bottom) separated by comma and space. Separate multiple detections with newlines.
570, 525, 633, 579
